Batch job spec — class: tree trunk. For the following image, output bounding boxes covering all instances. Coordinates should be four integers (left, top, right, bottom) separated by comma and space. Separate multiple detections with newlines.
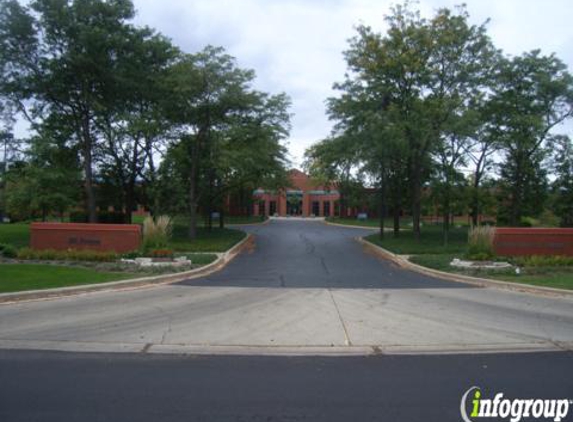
411, 164, 422, 240
470, 168, 483, 227
442, 189, 450, 247
125, 180, 135, 224
510, 156, 524, 227
378, 178, 386, 240
188, 140, 198, 239
470, 188, 479, 227
392, 178, 401, 238
82, 141, 97, 223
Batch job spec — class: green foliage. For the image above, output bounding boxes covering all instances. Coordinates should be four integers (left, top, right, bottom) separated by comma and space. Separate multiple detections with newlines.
69, 210, 127, 224
170, 223, 246, 252
0, 264, 133, 293
319, 4, 499, 236
0, 223, 29, 248
552, 136, 573, 227
365, 225, 468, 255
518, 217, 537, 227
182, 253, 218, 266
145, 248, 174, 258
16, 248, 118, 262
0, 242, 17, 257
4, 140, 81, 221
160, 46, 291, 235
467, 225, 495, 260
410, 254, 573, 290
511, 255, 573, 267
492, 52, 573, 226
142, 215, 172, 250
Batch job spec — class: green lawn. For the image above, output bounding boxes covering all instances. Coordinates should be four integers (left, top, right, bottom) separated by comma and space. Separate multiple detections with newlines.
0, 223, 30, 248
170, 224, 246, 252
0, 220, 246, 253
180, 253, 219, 266
365, 225, 468, 255
223, 215, 267, 225
409, 254, 573, 290
0, 264, 136, 293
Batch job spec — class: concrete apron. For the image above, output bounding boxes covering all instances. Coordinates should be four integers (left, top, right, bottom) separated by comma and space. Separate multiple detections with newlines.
1, 283, 572, 357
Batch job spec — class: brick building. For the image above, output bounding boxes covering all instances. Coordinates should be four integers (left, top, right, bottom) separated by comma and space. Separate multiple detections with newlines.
253, 169, 341, 217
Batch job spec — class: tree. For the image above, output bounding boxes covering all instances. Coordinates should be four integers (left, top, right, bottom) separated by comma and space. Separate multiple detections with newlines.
304, 134, 361, 220
0, 0, 138, 222
463, 98, 502, 226
552, 136, 573, 227
4, 135, 80, 221
164, 46, 290, 237
491, 51, 573, 226
97, 27, 178, 222
327, 4, 497, 239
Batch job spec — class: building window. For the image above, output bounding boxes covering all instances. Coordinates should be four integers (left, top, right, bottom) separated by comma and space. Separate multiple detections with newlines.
269, 200, 277, 216
312, 201, 320, 216
323, 201, 330, 217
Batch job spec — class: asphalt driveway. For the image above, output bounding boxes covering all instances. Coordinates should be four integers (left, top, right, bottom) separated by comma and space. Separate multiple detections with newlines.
180, 219, 467, 289
0, 219, 572, 355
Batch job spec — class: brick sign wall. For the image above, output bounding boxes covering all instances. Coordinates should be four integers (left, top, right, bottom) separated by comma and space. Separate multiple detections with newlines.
31, 223, 141, 253
494, 228, 573, 256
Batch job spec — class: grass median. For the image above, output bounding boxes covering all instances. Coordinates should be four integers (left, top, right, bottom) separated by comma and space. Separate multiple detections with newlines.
0, 264, 136, 293
0, 220, 243, 294
363, 225, 573, 291
326, 217, 414, 228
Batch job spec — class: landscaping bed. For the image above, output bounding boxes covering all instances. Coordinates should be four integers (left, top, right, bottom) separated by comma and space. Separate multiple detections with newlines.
363, 226, 573, 291
0, 253, 219, 294
0, 219, 242, 293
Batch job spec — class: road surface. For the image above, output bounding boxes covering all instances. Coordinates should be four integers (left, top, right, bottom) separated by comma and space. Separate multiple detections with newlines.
1, 349, 572, 422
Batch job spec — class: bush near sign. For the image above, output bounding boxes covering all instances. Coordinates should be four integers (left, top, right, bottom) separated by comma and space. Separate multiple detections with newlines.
494, 228, 573, 256
30, 223, 141, 253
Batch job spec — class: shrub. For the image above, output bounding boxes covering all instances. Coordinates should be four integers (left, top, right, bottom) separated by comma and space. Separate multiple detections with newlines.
538, 210, 560, 227
16, 248, 117, 262
512, 255, 573, 267
519, 216, 539, 227
122, 251, 141, 259
146, 248, 174, 258
142, 215, 172, 250
467, 225, 495, 260
0, 243, 17, 258
466, 252, 493, 262
69, 211, 127, 224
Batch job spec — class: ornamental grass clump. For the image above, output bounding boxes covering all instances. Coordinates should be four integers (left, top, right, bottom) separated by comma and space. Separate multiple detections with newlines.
142, 215, 173, 250
467, 225, 496, 261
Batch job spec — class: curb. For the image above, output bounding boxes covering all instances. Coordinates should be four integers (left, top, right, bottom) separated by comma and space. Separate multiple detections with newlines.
0, 234, 253, 305
357, 237, 573, 298
2, 340, 568, 356
226, 218, 270, 227
323, 220, 379, 230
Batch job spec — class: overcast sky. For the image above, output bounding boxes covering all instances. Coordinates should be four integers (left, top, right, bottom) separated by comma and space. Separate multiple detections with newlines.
127, 1, 570, 165
129, 0, 573, 166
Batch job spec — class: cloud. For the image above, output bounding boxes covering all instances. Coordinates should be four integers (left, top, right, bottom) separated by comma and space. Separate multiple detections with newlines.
132, 0, 398, 165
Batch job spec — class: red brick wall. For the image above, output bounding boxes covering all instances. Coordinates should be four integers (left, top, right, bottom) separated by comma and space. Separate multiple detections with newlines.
31, 223, 141, 253
494, 228, 573, 256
